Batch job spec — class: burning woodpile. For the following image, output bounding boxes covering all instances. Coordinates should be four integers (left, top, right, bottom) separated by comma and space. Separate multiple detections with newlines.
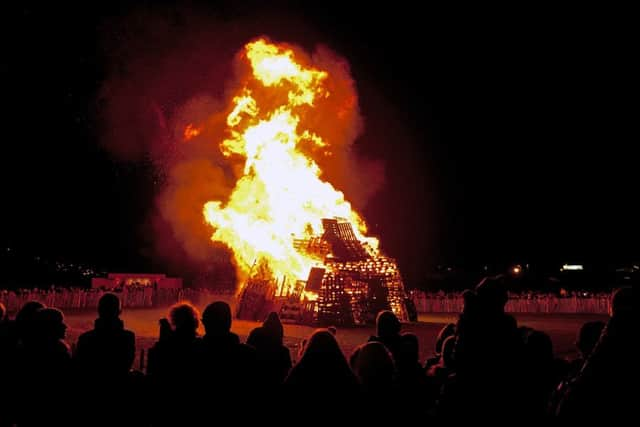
177, 38, 408, 325
237, 217, 408, 325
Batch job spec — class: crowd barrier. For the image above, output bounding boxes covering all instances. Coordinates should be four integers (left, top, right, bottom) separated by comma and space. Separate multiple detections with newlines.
409, 291, 610, 314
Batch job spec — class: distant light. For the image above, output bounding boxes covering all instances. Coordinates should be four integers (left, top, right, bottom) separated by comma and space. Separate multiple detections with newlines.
512, 266, 522, 275
562, 264, 583, 271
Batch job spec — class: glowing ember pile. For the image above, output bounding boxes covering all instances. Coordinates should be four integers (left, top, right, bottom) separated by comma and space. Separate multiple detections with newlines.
197, 38, 407, 324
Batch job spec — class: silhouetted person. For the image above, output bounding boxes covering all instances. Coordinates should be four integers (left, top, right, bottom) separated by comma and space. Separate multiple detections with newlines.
550, 320, 606, 416
396, 333, 428, 388
32, 307, 71, 364
438, 276, 524, 421
521, 329, 567, 419
73, 293, 136, 425
195, 301, 257, 412
368, 310, 403, 363
14, 300, 45, 347
2, 301, 45, 425
557, 287, 633, 420
247, 312, 292, 388
425, 334, 455, 413
427, 335, 456, 378
16, 307, 71, 425
283, 329, 361, 424
352, 341, 395, 396
568, 320, 606, 378
148, 302, 200, 376
285, 330, 360, 418
147, 302, 201, 426
424, 323, 456, 371
457, 277, 521, 370
263, 311, 284, 341
159, 317, 172, 342
75, 293, 135, 377
395, 332, 434, 418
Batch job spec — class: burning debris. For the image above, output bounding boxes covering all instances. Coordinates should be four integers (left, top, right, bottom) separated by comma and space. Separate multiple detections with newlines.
237, 217, 408, 325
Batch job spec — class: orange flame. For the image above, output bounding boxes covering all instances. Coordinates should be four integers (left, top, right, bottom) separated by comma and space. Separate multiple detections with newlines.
183, 123, 201, 141
203, 38, 378, 294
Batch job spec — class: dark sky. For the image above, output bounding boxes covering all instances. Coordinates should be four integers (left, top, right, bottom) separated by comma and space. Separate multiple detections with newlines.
0, 1, 634, 285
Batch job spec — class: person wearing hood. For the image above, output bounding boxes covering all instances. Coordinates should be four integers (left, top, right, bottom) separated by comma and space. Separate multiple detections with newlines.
247, 311, 292, 388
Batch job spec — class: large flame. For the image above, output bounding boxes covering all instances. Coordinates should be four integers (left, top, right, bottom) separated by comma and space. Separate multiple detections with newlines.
202, 38, 377, 294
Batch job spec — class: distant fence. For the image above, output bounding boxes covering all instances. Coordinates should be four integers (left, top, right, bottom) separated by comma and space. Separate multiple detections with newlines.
0, 287, 234, 313
410, 291, 611, 314
2, 287, 611, 315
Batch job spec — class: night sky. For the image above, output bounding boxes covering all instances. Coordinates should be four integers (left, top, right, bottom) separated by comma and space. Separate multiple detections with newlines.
0, 1, 634, 286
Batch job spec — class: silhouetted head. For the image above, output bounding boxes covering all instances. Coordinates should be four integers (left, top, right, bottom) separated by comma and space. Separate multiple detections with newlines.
352, 341, 394, 390
475, 275, 508, 311
576, 321, 605, 358
0, 302, 6, 322
16, 301, 45, 341
169, 302, 200, 335
98, 293, 121, 319
35, 308, 67, 341
441, 335, 456, 367
301, 329, 343, 363
435, 323, 456, 354
158, 318, 172, 341
398, 332, 420, 366
376, 310, 401, 338
611, 287, 632, 317
247, 326, 268, 348
202, 301, 232, 335
461, 289, 477, 315
524, 330, 553, 363
263, 311, 284, 342
292, 329, 356, 388
16, 301, 45, 325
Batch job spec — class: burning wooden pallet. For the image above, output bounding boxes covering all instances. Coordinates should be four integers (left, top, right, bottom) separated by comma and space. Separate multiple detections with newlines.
237, 218, 408, 325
